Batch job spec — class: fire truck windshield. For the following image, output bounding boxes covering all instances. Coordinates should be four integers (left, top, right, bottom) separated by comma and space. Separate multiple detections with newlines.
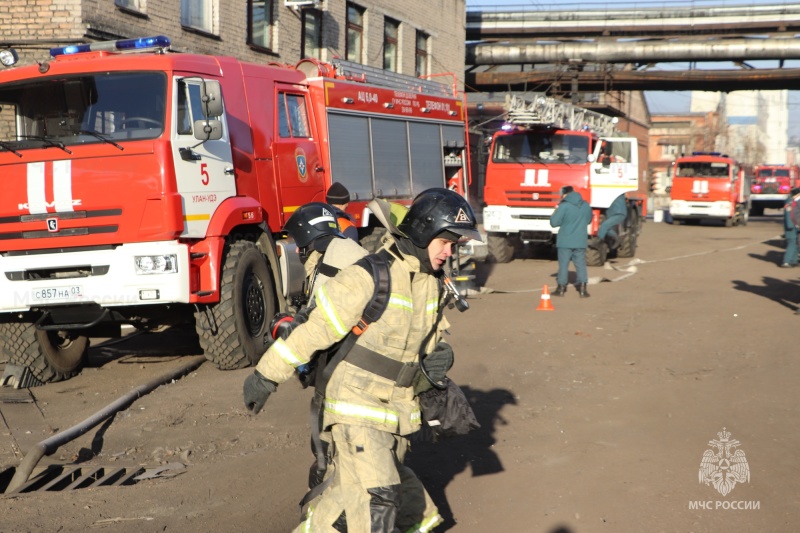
493, 131, 589, 164
676, 162, 730, 178
0, 72, 166, 151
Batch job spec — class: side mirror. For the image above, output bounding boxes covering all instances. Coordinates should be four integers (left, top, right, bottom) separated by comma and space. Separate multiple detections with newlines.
587, 154, 596, 163
200, 80, 223, 117
194, 119, 223, 141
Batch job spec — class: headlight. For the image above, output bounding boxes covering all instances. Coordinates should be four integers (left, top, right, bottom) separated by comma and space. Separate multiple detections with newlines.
134, 254, 177, 275
0, 48, 18, 67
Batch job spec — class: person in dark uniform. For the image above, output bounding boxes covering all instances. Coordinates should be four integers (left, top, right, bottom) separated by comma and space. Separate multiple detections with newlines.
598, 193, 627, 250
326, 182, 359, 242
782, 188, 800, 268
550, 186, 593, 297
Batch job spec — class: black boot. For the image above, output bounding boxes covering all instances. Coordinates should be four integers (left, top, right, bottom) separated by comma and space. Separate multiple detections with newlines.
577, 283, 590, 298
553, 284, 567, 296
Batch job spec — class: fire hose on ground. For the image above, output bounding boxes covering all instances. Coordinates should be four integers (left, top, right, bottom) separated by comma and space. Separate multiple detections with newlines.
5, 355, 206, 494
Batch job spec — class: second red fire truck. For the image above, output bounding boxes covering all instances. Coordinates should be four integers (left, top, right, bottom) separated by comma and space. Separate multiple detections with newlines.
482, 95, 646, 266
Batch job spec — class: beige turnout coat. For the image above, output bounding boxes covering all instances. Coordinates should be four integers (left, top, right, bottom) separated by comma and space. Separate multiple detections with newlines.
256, 238, 447, 436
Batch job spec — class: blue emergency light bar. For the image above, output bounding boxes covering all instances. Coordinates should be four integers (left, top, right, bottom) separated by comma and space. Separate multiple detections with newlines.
50, 36, 171, 58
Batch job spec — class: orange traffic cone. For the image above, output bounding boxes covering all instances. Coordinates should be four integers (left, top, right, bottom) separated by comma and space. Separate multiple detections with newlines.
537, 285, 555, 311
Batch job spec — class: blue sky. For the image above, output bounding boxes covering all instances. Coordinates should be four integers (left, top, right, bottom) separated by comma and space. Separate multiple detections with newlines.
466, 0, 800, 138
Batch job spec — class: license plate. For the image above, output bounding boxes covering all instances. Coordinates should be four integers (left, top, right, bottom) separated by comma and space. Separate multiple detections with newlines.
31, 286, 83, 302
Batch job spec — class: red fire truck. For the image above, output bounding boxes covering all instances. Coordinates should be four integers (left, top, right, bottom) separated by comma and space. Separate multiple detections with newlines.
482, 95, 645, 266
0, 36, 470, 384
668, 152, 750, 226
749, 163, 799, 216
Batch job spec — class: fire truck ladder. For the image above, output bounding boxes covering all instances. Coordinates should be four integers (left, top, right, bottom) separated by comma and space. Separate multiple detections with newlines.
332, 59, 453, 98
504, 94, 619, 137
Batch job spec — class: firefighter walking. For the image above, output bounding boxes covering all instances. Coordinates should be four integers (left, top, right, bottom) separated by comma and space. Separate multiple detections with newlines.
243, 188, 481, 532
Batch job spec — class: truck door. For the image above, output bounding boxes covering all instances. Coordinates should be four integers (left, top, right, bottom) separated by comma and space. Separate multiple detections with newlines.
273, 86, 324, 224
171, 77, 236, 237
590, 137, 638, 207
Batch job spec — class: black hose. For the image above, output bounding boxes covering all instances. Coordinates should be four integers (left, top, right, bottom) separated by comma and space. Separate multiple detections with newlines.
6, 355, 206, 494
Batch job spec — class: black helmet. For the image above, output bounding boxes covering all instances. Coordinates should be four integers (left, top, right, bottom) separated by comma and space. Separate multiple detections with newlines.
283, 202, 343, 249
397, 188, 481, 248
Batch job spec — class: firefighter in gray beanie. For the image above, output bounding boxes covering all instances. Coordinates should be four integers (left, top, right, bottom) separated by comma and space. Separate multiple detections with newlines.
326, 182, 358, 241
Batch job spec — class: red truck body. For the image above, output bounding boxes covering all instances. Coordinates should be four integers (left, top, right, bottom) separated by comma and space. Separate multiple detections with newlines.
0, 37, 469, 383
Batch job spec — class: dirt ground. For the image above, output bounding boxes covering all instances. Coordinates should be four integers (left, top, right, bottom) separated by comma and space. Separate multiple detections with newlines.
2, 211, 800, 533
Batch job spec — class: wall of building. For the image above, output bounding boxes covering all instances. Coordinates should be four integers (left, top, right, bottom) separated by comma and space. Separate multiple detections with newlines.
4, 0, 465, 91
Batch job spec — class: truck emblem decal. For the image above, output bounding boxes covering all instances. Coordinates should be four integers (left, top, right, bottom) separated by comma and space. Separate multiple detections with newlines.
46, 218, 58, 232
699, 428, 750, 496
296, 154, 307, 180
692, 180, 709, 194
22, 161, 79, 214
521, 168, 549, 187
454, 208, 471, 223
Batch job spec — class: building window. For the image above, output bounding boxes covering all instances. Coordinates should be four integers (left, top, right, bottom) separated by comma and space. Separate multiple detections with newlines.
248, 0, 275, 51
115, 0, 145, 13
181, 0, 214, 34
415, 31, 429, 78
383, 18, 399, 72
302, 9, 322, 59
346, 3, 365, 64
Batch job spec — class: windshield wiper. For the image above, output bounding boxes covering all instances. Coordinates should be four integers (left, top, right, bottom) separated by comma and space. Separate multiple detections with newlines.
0, 140, 23, 158
19, 135, 72, 154
77, 130, 124, 151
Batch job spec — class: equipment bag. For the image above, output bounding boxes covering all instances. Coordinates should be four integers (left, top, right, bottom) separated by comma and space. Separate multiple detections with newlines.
416, 377, 480, 441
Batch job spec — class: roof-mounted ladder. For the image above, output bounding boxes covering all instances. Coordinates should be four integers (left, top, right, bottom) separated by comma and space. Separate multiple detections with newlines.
505, 94, 619, 137
331, 59, 453, 98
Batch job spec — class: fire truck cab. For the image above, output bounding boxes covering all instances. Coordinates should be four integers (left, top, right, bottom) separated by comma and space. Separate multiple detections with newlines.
749, 163, 798, 216
669, 152, 750, 226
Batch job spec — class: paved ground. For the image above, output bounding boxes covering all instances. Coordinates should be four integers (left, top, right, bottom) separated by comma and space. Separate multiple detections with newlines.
1, 212, 799, 532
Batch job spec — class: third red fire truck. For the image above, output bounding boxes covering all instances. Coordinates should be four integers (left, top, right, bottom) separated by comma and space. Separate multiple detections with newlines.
668, 152, 750, 226
749, 163, 799, 216
0, 36, 470, 384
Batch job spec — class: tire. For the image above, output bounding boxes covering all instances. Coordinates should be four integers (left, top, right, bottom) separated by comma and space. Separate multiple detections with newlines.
486, 234, 515, 263
195, 240, 275, 370
585, 238, 608, 266
725, 217, 735, 227
0, 322, 89, 383
617, 211, 639, 258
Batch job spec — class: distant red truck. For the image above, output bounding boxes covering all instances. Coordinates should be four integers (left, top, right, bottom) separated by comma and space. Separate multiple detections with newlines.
669, 151, 751, 226
749, 163, 799, 216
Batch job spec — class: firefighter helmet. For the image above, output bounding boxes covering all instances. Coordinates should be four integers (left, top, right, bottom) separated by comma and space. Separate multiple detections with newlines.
283, 202, 343, 249
397, 188, 481, 248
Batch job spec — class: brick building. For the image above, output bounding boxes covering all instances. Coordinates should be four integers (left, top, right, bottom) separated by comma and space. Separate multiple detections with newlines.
648, 112, 720, 194
2, 0, 466, 89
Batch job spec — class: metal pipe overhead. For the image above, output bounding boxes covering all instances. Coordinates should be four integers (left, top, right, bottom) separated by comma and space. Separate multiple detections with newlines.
466, 38, 800, 65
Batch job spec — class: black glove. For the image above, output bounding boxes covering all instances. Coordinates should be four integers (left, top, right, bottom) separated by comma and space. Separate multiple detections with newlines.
243, 371, 278, 414
415, 342, 454, 393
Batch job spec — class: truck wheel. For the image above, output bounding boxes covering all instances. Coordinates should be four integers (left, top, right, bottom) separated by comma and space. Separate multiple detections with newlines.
585, 238, 608, 267
617, 212, 639, 258
0, 322, 89, 383
195, 240, 275, 370
725, 217, 735, 227
487, 234, 515, 263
